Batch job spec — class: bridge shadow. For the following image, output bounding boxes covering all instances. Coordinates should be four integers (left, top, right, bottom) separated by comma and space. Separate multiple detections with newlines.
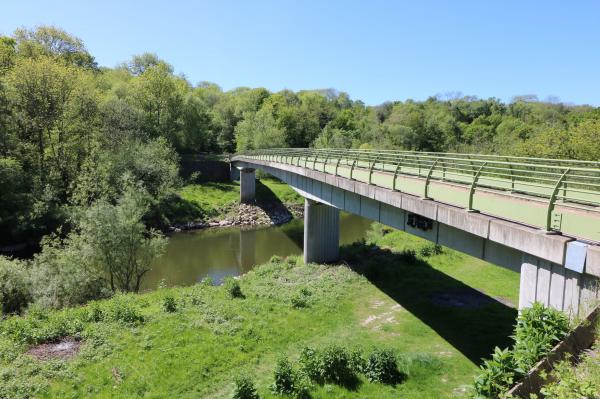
340, 242, 517, 365
254, 179, 297, 226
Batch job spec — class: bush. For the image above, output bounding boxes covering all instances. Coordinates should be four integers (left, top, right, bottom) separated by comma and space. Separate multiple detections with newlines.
0, 256, 32, 314
473, 303, 571, 398
419, 244, 443, 257
512, 302, 570, 372
30, 234, 110, 309
162, 295, 177, 313
102, 295, 145, 325
224, 276, 244, 298
364, 348, 405, 385
473, 347, 516, 398
290, 288, 311, 309
232, 375, 259, 399
299, 345, 357, 386
271, 357, 297, 395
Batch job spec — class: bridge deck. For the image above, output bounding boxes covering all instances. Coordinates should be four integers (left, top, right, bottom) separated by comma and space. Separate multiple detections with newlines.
233, 149, 600, 243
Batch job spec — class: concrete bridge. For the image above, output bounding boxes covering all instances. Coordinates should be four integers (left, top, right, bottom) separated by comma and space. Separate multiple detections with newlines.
231, 148, 600, 316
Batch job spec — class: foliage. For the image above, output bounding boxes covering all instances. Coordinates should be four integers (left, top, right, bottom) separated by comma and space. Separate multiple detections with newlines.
162, 295, 177, 313
419, 244, 444, 257
299, 345, 358, 386
540, 353, 600, 399
472, 303, 570, 398
271, 357, 299, 396
364, 348, 405, 385
472, 347, 516, 398
232, 375, 260, 399
31, 233, 110, 309
224, 276, 244, 298
0, 256, 31, 314
75, 179, 168, 293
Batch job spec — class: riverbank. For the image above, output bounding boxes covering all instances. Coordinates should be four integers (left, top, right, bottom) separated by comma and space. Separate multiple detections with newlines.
166, 177, 304, 232
0, 226, 520, 398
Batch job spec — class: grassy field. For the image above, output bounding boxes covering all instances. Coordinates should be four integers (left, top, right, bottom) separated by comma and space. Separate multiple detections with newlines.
0, 225, 520, 398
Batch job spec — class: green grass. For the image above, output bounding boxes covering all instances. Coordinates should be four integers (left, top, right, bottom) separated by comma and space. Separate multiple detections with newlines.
0, 227, 520, 399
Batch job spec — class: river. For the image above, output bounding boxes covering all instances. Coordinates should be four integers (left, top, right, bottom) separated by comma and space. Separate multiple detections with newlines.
142, 213, 372, 290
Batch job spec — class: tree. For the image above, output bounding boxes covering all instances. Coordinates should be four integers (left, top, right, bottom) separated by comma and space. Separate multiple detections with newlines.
77, 179, 167, 293
13, 25, 97, 69
121, 52, 173, 76
234, 108, 286, 151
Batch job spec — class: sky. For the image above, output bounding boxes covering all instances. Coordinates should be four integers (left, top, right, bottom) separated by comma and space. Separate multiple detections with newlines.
2, 0, 599, 106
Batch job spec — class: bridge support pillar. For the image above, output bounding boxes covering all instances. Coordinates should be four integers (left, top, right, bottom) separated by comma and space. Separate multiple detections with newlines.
303, 199, 340, 264
519, 254, 599, 317
230, 164, 240, 181
240, 168, 255, 203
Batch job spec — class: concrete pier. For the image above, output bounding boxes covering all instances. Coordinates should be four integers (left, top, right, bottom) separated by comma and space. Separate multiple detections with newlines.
230, 165, 240, 181
240, 168, 256, 203
303, 199, 340, 264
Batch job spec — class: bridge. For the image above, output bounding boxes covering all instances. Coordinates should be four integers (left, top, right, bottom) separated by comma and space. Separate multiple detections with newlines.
230, 148, 600, 316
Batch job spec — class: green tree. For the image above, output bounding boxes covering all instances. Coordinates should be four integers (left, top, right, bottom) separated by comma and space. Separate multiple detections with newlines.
76, 179, 168, 292
13, 25, 97, 69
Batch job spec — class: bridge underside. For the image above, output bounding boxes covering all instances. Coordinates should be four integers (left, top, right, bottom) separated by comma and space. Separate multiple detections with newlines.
231, 159, 600, 317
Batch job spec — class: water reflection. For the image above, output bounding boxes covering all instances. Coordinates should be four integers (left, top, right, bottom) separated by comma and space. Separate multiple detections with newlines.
142, 213, 372, 290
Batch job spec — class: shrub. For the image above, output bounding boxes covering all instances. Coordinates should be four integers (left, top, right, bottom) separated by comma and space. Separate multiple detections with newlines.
347, 348, 366, 373
320, 345, 356, 385
102, 296, 144, 325
419, 244, 443, 257
162, 295, 177, 313
364, 348, 405, 385
271, 357, 297, 395
232, 375, 259, 399
473, 347, 516, 398
0, 256, 32, 314
30, 234, 110, 309
299, 345, 357, 386
299, 347, 322, 382
512, 302, 570, 372
224, 276, 244, 298
473, 303, 571, 398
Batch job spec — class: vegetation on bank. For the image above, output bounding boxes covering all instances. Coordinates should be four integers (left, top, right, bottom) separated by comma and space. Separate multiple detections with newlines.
472, 304, 570, 398
538, 323, 600, 399
0, 226, 522, 398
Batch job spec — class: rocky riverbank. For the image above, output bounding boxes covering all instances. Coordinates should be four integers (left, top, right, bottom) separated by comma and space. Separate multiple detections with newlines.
169, 202, 303, 232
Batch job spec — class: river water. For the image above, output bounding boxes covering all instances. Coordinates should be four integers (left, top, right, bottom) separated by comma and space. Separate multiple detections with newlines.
142, 213, 372, 290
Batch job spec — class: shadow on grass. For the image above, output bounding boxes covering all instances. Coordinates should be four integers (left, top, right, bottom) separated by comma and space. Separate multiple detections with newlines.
254, 179, 296, 224
340, 242, 517, 366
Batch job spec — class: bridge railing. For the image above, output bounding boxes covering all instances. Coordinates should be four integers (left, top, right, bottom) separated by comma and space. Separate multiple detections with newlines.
233, 148, 600, 236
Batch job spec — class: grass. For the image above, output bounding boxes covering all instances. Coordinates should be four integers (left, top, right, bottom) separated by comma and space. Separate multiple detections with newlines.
0, 226, 521, 399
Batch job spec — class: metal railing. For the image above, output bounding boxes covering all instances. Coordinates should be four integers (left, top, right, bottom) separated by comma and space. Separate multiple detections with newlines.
233, 148, 600, 234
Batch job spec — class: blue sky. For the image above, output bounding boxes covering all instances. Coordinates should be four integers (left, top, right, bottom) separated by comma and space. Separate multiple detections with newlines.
2, 0, 599, 105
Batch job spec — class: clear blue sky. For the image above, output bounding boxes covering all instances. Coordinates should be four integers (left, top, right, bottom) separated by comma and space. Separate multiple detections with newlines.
2, 0, 599, 105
